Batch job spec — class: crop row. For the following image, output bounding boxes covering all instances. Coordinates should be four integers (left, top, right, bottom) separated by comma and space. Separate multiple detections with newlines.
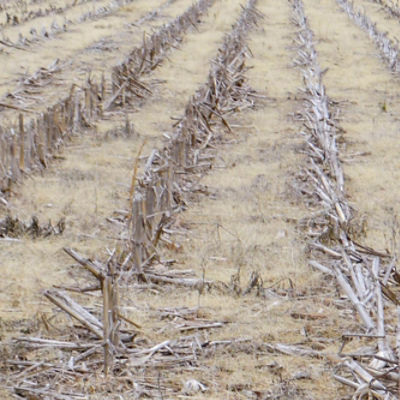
0, 0, 104, 27
0, 0, 150, 51
3, 1, 261, 397
291, 0, 399, 397
0, 0, 212, 201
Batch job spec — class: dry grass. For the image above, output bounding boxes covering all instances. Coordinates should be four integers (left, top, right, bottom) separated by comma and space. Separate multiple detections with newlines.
1, 0, 111, 42
133, 0, 245, 139
351, 0, 400, 44
1, 1, 346, 398
118, 1, 347, 397
0, 134, 140, 327
0, 0, 245, 341
3, 0, 399, 398
0, 0, 176, 103
303, 0, 400, 251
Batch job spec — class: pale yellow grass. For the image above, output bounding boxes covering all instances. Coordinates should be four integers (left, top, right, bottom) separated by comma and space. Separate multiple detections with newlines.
0, 135, 139, 322
0, 0, 243, 332
303, 0, 400, 252
0, 0, 76, 25
100, 0, 246, 165
352, 0, 400, 43
0, 0, 352, 398
0, 0, 171, 106
124, 1, 346, 397
1, 0, 111, 43
133, 0, 245, 139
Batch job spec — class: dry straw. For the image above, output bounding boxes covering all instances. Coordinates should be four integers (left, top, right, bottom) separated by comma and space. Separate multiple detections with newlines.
0, 0, 214, 200
3, 1, 262, 398
291, 0, 400, 397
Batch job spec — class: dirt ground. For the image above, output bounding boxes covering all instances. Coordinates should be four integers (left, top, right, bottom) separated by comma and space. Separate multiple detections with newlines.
1, 0, 400, 398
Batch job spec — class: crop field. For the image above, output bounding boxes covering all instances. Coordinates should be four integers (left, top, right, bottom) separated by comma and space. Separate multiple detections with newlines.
2, 0, 400, 398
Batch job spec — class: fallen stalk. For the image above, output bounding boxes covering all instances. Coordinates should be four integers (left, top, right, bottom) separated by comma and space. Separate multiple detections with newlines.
290, 0, 399, 397
336, 0, 400, 72
0, 0, 214, 199
3, 1, 262, 397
